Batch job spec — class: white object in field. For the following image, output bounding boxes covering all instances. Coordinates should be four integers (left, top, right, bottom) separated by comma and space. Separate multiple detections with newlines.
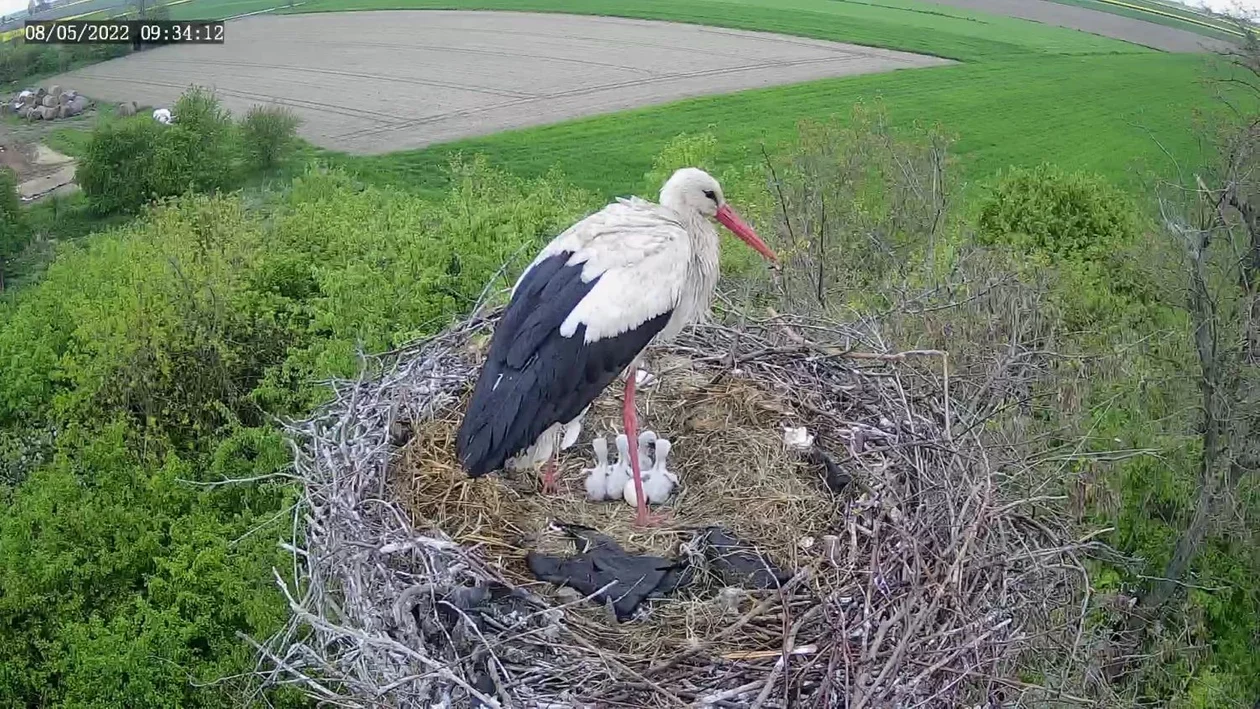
583, 436, 611, 501
605, 434, 631, 501
153, 108, 172, 124
782, 425, 815, 451
636, 429, 657, 471
623, 438, 677, 506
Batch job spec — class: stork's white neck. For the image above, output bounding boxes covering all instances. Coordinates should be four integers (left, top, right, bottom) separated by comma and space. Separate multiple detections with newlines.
659, 210, 720, 341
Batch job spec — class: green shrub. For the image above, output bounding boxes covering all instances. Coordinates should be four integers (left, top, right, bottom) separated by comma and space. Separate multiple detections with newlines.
0, 166, 25, 255
0, 160, 595, 704
77, 88, 240, 216
0, 193, 303, 706
155, 87, 239, 195
977, 163, 1141, 262
76, 117, 163, 215
250, 159, 594, 412
240, 105, 301, 171
0, 40, 130, 84
641, 131, 719, 195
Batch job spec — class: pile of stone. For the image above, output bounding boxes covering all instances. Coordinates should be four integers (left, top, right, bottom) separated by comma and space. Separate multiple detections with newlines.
6, 85, 93, 121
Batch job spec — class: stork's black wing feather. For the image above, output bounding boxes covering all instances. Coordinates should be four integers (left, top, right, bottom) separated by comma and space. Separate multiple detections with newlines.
456, 253, 672, 476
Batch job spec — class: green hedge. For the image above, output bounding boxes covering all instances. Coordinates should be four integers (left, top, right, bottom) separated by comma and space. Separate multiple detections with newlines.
0, 160, 593, 705
240, 105, 301, 172
0, 40, 130, 85
77, 88, 240, 216
977, 163, 1141, 262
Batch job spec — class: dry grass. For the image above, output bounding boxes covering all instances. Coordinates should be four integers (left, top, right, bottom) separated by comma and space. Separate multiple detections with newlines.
394, 353, 842, 658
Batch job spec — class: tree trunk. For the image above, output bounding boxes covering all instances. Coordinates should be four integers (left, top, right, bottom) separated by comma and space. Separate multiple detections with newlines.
1142, 218, 1224, 611
1143, 475, 1217, 609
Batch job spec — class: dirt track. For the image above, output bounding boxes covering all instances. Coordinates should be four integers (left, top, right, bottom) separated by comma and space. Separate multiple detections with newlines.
925, 0, 1231, 53
45, 11, 950, 155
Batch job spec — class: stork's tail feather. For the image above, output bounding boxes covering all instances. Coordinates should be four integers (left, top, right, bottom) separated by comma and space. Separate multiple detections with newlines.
457, 360, 541, 477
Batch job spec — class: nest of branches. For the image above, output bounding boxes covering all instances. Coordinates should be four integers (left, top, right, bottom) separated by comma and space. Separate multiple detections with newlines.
256, 305, 1098, 708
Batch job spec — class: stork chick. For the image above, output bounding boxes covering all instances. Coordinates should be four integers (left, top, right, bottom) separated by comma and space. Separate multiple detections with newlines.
583, 436, 611, 501
605, 434, 631, 502
623, 438, 678, 507
654, 438, 679, 486
637, 430, 657, 472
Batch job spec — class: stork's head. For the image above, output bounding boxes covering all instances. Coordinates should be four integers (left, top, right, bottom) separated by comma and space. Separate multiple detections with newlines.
660, 167, 777, 262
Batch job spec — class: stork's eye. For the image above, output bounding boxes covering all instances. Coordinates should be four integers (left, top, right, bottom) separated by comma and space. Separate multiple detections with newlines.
703, 189, 718, 203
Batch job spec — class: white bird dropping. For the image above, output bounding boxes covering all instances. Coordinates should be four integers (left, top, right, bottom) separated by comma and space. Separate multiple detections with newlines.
583, 436, 611, 501
606, 434, 631, 501
782, 425, 815, 451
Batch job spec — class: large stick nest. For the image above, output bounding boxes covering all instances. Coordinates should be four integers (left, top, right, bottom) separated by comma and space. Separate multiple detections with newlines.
256, 306, 1095, 708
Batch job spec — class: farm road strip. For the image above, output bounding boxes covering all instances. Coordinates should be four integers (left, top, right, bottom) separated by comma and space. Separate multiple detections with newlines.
44, 10, 951, 155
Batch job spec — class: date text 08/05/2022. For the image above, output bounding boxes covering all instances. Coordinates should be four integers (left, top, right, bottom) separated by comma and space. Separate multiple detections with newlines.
23, 20, 226, 45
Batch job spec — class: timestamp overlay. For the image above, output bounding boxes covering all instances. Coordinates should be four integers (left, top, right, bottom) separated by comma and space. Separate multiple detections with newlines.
23, 20, 226, 46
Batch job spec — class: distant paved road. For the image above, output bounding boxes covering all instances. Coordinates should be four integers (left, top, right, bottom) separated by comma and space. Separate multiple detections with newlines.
45, 10, 951, 155
923, 0, 1231, 52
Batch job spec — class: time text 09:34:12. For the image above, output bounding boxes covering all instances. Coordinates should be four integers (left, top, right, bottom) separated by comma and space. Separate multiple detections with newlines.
23, 20, 226, 45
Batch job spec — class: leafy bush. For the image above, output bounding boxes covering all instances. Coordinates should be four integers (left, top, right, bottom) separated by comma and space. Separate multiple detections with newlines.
0, 166, 26, 281
155, 87, 239, 195
977, 163, 1141, 262
0, 40, 130, 84
0, 193, 302, 706
751, 105, 957, 310
0, 159, 594, 705
78, 88, 240, 215
641, 131, 719, 195
76, 117, 163, 215
240, 105, 301, 171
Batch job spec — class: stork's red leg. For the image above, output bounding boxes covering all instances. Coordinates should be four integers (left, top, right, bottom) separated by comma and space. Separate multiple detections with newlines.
541, 454, 558, 495
624, 371, 666, 527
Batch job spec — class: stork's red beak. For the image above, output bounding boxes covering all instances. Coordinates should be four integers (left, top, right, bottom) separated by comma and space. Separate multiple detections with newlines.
715, 204, 777, 262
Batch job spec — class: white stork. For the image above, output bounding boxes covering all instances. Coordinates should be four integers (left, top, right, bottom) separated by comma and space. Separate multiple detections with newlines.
455, 167, 776, 526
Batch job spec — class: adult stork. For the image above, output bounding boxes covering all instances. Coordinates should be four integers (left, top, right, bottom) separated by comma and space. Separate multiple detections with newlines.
455, 167, 777, 526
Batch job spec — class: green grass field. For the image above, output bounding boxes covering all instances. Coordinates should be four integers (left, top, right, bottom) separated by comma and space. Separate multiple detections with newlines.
287, 0, 1151, 61
214, 0, 1218, 200
168, 0, 306, 19
1048, 0, 1242, 41
38, 0, 1229, 202
327, 52, 1217, 200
